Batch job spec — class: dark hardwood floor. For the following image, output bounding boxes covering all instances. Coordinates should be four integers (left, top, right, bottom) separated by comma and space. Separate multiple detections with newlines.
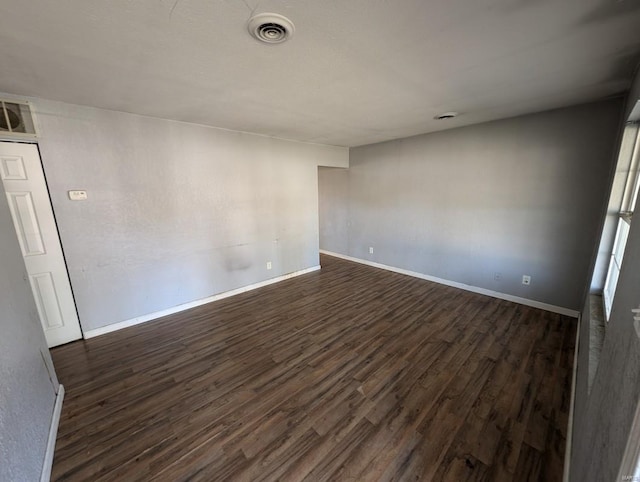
51, 254, 576, 481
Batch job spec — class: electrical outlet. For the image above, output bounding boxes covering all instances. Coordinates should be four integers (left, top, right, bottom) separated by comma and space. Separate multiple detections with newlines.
494, 272, 502, 281
522, 275, 531, 285
266, 261, 272, 270
369, 247, 374, 254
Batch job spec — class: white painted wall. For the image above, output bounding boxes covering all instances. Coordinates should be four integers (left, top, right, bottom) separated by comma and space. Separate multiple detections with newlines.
24, 97, 347, 332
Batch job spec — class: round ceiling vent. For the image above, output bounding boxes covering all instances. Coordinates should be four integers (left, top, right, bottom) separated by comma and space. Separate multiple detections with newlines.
247, 13, 295, 44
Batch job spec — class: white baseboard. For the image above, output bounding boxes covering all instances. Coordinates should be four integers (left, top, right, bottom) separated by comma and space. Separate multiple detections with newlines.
41, 384, 64, 482
320, 250, 579, 318
563, 315, 581, 482
84, 265, 321, 339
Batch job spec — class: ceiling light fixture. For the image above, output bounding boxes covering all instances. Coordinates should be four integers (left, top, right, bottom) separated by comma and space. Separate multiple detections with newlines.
247, 13, 295, 44
434, 112, 459, 120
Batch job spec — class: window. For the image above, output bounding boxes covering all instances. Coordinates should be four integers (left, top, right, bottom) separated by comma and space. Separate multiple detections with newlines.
603, 125, 640, 319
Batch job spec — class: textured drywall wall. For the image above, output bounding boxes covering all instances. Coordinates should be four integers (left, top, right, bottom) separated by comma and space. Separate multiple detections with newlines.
320, 99, 622, 311
30, 98, 347, 331
0, 181, 58, 481
570, 71, 640, 482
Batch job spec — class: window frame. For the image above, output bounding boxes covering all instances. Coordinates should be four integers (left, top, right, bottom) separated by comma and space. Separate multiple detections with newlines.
603, 125, 640, 320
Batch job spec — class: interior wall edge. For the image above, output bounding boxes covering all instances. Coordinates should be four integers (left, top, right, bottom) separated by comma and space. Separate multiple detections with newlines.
563, 315, 582, 482
40, 384, 64, 482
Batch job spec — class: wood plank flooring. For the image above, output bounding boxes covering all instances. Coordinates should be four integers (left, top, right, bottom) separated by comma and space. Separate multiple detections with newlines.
51, 254, 576, 481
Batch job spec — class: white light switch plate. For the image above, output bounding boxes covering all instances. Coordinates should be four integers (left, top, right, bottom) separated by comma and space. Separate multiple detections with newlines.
68, 190, 87, 201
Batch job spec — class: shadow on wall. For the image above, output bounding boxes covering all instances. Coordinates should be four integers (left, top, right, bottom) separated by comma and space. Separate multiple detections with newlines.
579, 0, 640, 26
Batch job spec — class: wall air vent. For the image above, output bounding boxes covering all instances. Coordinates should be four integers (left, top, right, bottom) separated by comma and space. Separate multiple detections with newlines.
0, 99, 37, 138
247, 13, 295, 44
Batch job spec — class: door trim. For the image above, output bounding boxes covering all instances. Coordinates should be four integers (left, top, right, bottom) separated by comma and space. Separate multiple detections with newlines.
40, 384, 64, 482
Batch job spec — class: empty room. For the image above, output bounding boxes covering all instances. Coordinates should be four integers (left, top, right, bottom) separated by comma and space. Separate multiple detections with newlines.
2, 1, 640, 481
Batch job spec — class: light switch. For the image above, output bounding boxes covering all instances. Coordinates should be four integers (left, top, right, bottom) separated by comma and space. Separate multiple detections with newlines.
68, 190, 87, 201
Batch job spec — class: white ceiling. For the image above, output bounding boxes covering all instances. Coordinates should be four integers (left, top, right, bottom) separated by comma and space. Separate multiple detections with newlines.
1, 0, 639, 147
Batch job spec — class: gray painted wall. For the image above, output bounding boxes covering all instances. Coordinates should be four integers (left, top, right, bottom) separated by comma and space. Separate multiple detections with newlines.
626, 64, 640, 122
570, 68, 640, 482
0, 182, 58, 481
318, 167, 349, 254
29, 98, 347, 332
319, 99, 622, 311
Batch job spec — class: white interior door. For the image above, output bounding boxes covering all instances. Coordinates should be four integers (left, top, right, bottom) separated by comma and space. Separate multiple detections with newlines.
0, 141, 82, 347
